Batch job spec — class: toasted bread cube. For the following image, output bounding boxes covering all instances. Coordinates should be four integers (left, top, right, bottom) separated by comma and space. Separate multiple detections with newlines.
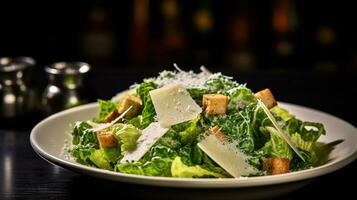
255, 88, 277, 109
97, 133, 118, 148
203, 94, 228, 115
118, 95, 142, 119
111, 89, 136, 104
104, 109, 119, 123
209, 126, 225, 141
271, 157, 290, 175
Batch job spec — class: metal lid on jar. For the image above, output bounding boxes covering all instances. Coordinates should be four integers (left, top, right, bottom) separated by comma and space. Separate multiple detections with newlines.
45, 62, 90, 75
0, 57, 36, 72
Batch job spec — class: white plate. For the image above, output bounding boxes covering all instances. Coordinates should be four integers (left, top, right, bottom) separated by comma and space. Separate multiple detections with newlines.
30, 102, 357, 188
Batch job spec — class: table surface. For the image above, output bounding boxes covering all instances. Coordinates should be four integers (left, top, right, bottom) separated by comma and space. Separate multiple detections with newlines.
1, 70, 356, 199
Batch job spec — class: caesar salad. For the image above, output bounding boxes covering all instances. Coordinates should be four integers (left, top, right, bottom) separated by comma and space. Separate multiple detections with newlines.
69, 65, 326, 178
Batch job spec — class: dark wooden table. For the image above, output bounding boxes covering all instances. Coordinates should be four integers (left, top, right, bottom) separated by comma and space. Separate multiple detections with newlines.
1, 70, 356, 199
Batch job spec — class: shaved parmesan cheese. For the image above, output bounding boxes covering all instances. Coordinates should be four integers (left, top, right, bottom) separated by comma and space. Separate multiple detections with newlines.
154, 66, 212, 88
257, 100, 305, 161
120, 122, 169, 163
150, 83, 202, 127
198, 134, 258, 177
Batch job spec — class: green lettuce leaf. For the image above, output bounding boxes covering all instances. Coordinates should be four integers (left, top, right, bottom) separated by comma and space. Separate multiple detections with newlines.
115, 162, 144, 175
156, 130, 181, 150
111, 124, 141, 152
290, 150, 317, 171
187, 88, 209, 105
95, 99, 118, 122
171, 157, 225, 178
228, 87, 257, 110
178, 116, 202, 145
285, 118, 325, 152
298, 122, 326, 143
116, 145, 176, 177
288, 120, 326, 170
103, 147, 121, 163
142, 157, 173, 176
127, 115, 143, 129
259, 126, 293, 160
72, 121, 98, 148
89, 149, 113, 170
271, 106, 294, 121
205, 107, 256, 154
200, 154, 231, 177
71, 146, 95, 165
136, 81, 157, 129
204, 74, 240, 94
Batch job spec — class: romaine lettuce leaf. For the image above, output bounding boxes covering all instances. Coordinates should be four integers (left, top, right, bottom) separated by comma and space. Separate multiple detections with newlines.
111, 123, 141, 152
116, 145, 176, 177
228, 87, 257, 110
298, 122, 326, 143
171, 157, 225, 178
204, 74, 240, 94
71, 146, 95, 165
142, 157, 173, 176
187, 88, 209, 105
96, 99, 118, 122
136, 81, 157, 129
178, 116, 202, 145
274, 108, 325, 149
72, 147, 113, 170
271, 106, 294, 121
115, 162, 144, 175
204, 108, 256, 154
103, 147, 121, 163
89, 149, 113, 170
284, 118, 325, 152
156, 131, 181, 150
200, 154, 231, 177
259, 126, 293, 160
72, 121, 98, 148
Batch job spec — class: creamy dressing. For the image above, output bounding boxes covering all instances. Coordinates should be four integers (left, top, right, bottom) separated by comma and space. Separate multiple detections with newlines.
304, 125, 319, 132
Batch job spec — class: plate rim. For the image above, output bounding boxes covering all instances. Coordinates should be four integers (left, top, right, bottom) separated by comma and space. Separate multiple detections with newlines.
30, 102, 357, 188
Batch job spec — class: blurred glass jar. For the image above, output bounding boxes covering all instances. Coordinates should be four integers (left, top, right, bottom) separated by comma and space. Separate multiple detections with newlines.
42, 62, 91, 115
0, 57, 37, 118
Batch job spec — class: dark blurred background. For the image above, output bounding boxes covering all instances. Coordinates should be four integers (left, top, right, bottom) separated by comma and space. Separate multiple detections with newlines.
1, 0, 356, 73
1, 2, 356, 199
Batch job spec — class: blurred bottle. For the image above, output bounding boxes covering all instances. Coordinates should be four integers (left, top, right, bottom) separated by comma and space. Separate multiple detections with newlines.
42, 62, 91, 115
153, 0, 187, 66
131, 0, 150, 64
313, 26, 337, 71
191, 0, 214, 65
226, 1, 256, 71
0, 57, 38, 119
81, 6, 115, 66
271, 0, 299, 69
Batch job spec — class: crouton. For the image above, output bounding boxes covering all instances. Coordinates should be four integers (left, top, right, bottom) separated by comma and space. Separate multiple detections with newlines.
97, 133, 118, 148
209, 126, 225, 141
118, 95, 142, 119
255, 88, 277, 109
202, 94, 228, 115
103, 109, 119, 123
271, 157, 290, 175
